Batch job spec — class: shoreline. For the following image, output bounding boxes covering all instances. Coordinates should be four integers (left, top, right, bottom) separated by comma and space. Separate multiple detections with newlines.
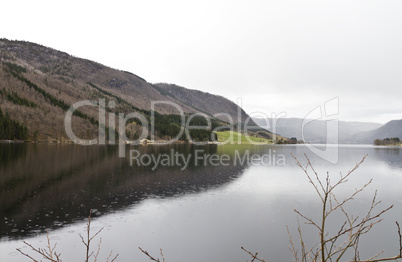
0, 139, 217, 145
4, 140, 399, 146
0, 139, 275, 145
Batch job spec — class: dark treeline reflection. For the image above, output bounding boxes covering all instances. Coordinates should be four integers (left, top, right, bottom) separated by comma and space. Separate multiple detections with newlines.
0, 143, 246, 240
373, 146, 402, 168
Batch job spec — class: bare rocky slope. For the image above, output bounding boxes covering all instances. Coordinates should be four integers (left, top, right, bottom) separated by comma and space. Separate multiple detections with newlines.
0, 39, 252, 141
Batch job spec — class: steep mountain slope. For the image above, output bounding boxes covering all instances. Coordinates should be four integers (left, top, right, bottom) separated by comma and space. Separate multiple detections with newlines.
154, 83, 250, 123
0, 39, 251, 141
350, 119, 402, 144
253, 117, 382, 143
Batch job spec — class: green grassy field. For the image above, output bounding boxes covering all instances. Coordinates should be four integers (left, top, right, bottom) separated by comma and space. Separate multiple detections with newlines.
214, 131, 274, 144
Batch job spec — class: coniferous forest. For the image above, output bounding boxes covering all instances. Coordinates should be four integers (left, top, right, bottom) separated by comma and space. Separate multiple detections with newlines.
0, 107, 28, 140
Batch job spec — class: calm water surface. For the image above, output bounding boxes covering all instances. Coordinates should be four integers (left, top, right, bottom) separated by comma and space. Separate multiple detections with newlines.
0, 143, 401, 261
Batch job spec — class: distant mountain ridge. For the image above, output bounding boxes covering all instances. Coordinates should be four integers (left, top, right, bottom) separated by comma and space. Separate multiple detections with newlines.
0, 39, 252, 140
253, 117, 383, 144
350, 119, 402, 144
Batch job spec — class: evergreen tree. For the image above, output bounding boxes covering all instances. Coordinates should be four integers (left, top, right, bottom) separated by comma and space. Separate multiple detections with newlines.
0, 107, 28, 140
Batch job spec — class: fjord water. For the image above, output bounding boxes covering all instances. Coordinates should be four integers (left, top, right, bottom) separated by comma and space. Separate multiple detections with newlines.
0, 143, 401, 261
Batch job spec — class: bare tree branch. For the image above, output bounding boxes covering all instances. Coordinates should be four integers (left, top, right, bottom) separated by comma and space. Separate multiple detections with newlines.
288, 154, 401, 262
16, 209, 118, 262
241, 246, 267, 262
139, 247, 163, 262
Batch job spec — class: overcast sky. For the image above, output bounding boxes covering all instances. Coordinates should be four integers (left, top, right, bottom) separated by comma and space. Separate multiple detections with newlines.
1, 0, 401, 124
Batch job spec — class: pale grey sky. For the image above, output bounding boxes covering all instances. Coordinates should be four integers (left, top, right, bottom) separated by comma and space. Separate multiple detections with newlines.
1, 0, 401, 124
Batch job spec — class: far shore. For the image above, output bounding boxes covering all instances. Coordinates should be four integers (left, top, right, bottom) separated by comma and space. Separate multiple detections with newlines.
2, 139, 400, 146
0, 139, 216, 145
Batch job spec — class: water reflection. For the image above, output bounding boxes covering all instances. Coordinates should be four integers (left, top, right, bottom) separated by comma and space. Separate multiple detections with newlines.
0, 143, 27, 170
0, 144, 401, 261
0, 144, 247, 240
373, 146, 402, 168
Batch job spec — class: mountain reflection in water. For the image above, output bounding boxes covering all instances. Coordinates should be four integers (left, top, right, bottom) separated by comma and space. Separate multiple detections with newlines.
0, 143, 247, 240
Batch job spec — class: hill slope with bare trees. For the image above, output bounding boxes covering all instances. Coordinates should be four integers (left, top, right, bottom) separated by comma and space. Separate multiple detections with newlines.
0, 39, 252, 141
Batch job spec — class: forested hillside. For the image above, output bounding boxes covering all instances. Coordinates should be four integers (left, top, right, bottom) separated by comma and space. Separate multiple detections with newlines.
0, 39, 257, 142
